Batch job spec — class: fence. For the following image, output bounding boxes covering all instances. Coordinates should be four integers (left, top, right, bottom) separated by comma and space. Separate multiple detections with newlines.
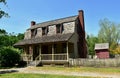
69, 58, 120, 67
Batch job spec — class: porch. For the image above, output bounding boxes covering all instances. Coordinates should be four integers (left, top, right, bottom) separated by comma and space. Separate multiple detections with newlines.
21, 42, 74, 66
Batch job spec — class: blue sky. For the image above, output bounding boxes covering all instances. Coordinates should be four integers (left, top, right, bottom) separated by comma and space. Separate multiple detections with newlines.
0, 0, 120, 35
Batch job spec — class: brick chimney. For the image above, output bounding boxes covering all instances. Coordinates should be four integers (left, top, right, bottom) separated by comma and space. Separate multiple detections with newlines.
31, 21, 36, 26
77, 10, 87, 58
78, 10, 84, 30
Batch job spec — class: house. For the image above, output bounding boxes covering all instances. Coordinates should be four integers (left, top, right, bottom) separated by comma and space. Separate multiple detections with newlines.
95, 43, 109, 59
14, 10, 87, 66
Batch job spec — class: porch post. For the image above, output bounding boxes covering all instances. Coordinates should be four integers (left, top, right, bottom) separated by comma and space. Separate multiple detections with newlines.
39, 44, 41, 60
29, 45, 33, 61
24, 46, 27, 61
67, 42, 69, 61
52, 44, 54, 61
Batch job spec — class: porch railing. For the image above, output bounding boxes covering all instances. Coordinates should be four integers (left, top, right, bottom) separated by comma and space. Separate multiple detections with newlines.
21, 53, 67, 66
54, 54, 67, 60
34, 53, 67, 66
21, 53, 67, 61
21, 54, 33, 61
42, 53, 67, 61
35, 53, 67, 61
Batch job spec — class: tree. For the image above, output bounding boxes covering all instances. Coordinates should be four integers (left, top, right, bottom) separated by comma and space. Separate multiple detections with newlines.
86, 34, 99, 57
0, 29, 7, 34
17, 33, 24, 40
112, 46, 120, 54
0, 0, 9, 18
0, 29, 24, 47
98, 18, 120, 54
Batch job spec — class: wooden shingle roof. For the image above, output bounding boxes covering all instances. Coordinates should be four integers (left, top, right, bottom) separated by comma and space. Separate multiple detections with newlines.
14, 33, 74, 46
28, 15, 78, 30
95, 43, 109, 50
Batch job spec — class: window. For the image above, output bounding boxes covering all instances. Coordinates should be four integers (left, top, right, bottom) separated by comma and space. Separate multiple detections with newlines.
56, 24, 64, 33
31, 29, 37, 38
56, 24, 61, 33
42, 27, 46, 35
42, 27, 48, 36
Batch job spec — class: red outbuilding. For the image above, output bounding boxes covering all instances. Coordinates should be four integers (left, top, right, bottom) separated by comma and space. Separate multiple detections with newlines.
95, 43, 109, 59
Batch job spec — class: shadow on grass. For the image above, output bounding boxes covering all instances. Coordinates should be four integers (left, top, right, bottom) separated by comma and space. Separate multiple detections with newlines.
0, 70, 18, 74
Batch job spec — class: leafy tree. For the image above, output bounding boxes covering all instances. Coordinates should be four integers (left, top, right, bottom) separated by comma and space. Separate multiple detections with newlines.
0, 34, 16, 47
0, 0, 9, 18
0, 35, 8, 47
86, 34, 99, 57
17, 33, 24, 40
98, 18, 120, 54
0, 29, 24, 47
112, 46, 120, 54
0, 29, 7, 35
0, 46, 21, 67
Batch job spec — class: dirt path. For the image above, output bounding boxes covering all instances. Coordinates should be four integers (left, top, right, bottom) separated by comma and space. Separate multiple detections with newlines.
0, 67, 120, 78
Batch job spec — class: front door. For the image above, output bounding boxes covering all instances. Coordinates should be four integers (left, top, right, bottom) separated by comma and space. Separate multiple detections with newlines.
33, 45, 39, 60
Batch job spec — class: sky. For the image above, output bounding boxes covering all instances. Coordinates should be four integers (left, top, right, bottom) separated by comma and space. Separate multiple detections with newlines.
0, 0, 120, 35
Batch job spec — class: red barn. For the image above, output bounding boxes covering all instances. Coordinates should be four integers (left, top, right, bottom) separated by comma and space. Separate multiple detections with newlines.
95, 43, 109, 59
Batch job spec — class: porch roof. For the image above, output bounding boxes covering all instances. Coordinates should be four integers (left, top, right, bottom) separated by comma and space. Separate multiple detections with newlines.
14, 33, 73, 46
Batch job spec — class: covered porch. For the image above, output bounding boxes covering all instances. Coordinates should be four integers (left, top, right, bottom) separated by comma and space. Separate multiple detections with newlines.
14, 33, 75, 65
21, 42, 74, 65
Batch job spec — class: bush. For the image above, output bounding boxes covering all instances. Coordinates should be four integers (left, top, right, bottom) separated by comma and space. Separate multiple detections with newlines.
18, 61, 27, 67
0, 47, 21, 67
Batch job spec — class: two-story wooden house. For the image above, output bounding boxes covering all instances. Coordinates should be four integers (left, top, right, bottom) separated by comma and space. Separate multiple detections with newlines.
14, 10, 87, 66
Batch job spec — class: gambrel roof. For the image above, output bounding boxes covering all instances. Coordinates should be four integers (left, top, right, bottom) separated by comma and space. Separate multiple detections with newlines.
14, 15, 78, 46
14, 33, 74, 46
28, 15, 78, 30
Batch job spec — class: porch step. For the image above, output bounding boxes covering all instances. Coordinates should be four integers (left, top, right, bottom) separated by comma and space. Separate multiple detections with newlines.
27, 61, 41, 66
27, 61, 35, 66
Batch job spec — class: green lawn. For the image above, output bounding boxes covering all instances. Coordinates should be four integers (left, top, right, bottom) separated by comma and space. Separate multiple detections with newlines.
0, 66, 120, 78
31, 66, 120, 74
79, 67, 120, 73
0, 73, 97, 78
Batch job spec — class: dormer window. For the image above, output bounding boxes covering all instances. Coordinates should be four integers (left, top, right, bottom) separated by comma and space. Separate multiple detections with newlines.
42, 27, 46, 35
31, 29, 37, 38
42, 27, 48, 36
56, 24, 64, 34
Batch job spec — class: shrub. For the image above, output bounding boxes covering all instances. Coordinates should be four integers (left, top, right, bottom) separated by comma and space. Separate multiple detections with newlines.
0, 46, 21, 67
18, 61, 27, 67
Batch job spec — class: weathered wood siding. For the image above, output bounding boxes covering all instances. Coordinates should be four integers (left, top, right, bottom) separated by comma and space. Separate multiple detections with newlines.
24, 30, 31, 39
62, 22, 75, 34
68, 33, 79, 58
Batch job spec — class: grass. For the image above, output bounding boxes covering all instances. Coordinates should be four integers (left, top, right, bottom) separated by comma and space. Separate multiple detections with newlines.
31, 66, 120, 74
0, 66, 119, 78
0, 73, 97, 78
78, 67, 120, 73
